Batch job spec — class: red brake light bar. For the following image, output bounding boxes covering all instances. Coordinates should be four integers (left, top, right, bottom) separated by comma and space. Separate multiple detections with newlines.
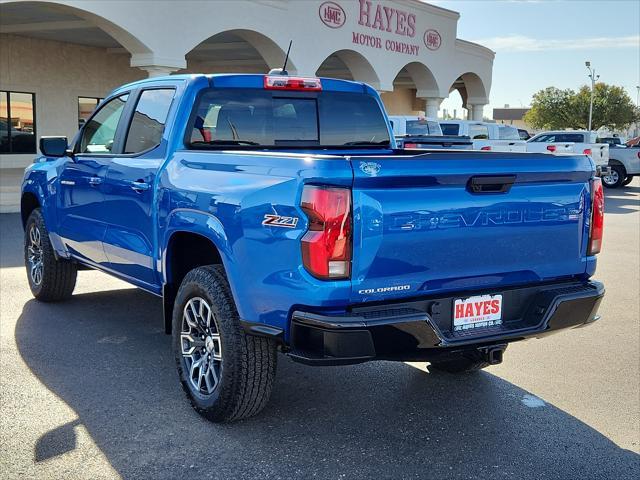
546, 145, 557, 153
264, 76, 322, 91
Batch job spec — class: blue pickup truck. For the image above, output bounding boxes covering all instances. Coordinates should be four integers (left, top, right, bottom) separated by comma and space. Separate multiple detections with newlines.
22, 73, 605, 422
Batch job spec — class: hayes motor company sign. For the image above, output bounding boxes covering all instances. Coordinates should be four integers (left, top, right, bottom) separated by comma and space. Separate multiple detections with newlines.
319, 0, 441, 56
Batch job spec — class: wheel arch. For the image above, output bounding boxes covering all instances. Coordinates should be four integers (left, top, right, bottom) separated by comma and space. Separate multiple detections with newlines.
21, 191, 40, 229
162, 210, 234, 333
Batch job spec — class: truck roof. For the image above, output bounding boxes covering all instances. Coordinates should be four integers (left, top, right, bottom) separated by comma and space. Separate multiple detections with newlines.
110, 73, 373, 97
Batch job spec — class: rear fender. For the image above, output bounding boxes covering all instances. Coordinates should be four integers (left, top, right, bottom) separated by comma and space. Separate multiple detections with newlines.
161, 209, 233, 332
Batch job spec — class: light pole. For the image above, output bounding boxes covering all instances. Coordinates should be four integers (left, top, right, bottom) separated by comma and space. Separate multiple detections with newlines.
585, 61, 599, 132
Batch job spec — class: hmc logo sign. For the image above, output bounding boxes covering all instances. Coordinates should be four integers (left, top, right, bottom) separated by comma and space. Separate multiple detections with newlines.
319, 1, 346, 28
423, 29, 441, 50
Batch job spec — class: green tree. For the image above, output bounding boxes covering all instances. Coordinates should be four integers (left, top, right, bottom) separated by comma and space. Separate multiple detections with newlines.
524, 83, 639, 131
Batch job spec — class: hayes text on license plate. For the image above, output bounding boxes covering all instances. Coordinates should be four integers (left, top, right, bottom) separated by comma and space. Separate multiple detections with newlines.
453, 294, 503, 331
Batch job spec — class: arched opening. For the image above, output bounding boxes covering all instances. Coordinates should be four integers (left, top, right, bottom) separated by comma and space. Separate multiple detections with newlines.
315, 50, 380, 87
0, 0, 153, 212
442, 72, 488, 120
184, 30, 295, 74
380, 62, 439, 116
0, 1, 150, 55
0, 1, 150, 140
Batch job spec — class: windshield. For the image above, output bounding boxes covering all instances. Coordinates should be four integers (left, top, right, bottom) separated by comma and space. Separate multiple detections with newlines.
189, 89, 391, 148
498, 125, 521, 140
440, 123, 459, 136
406, 119, 442, 136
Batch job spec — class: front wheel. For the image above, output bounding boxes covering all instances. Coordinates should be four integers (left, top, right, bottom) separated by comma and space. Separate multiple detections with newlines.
602, 165, 626, 188
173, 265, 277, 422
24, 208, 77, 301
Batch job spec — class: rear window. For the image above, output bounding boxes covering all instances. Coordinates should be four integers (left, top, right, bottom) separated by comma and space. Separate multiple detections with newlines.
406, 119, 442, 136
189, 89, 390, 148
498, 125, 521, 140
440, 123, 459, 136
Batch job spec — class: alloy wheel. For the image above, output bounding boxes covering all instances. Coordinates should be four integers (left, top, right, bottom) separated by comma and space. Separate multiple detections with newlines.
180, 297, 223, 395
602, 170, 619, 187
27, 224, 43, 286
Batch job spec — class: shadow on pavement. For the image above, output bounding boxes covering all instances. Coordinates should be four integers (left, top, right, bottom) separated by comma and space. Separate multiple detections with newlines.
16, 288, 639, 479
604, 185, 640, 215
0, 214, 24, 269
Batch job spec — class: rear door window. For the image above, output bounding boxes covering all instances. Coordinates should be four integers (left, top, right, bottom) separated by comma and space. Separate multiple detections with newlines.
556, 133, 584, 143
124, 89, 174, 154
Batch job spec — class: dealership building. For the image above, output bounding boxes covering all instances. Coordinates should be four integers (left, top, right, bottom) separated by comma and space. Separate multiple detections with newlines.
0, 0, 494, 212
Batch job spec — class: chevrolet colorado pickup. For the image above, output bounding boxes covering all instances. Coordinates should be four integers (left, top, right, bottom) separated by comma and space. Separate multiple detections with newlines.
22, 73, 605, 422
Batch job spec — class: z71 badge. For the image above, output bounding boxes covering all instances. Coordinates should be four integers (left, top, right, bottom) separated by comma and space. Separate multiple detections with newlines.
262, 214, 299, 228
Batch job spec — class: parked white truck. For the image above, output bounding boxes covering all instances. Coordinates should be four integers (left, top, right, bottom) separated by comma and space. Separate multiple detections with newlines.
526, 131, 610, 173
439, 121, 527, 152
604, 145, 640, 188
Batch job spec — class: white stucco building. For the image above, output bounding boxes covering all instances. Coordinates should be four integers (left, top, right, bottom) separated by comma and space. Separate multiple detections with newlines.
0, 0, 494, 212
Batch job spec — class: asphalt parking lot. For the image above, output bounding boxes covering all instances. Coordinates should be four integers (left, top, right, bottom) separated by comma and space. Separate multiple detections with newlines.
1, 181, 639, 480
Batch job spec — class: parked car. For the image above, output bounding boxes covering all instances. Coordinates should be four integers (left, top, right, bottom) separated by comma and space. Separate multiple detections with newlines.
603, 144, 640, 188
526, 131, 610, 174
439, 120, 527, 152
389, 115, 472, 150
22, 73, 605, 422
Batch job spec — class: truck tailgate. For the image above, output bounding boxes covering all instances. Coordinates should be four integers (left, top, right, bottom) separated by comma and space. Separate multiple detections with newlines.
350, 152, 593, 302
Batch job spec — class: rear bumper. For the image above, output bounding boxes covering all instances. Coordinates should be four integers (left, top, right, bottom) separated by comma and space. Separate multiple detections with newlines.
288, 280, 604, 365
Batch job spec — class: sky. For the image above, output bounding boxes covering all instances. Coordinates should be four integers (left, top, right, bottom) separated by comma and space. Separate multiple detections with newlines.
432, 0, 640, 119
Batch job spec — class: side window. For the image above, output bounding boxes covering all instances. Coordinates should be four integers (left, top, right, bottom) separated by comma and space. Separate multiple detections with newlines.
469, 124, 489, 140
124, 89, 174, 154
532, 134, 554, 143
80, 94, 129, 153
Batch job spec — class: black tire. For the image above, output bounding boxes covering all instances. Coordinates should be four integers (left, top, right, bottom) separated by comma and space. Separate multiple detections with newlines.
429, 355, 490, 374
24, 208, 77, 302
172, 265, 277, 423
602, 165, 626, 188
622, 175, 634, 186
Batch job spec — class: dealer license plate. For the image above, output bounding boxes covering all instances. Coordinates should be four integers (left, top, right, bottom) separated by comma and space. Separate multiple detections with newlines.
453, 294, 503, 331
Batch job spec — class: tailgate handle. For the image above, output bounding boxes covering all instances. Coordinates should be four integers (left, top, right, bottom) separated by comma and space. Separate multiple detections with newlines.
468, 175, 516, 194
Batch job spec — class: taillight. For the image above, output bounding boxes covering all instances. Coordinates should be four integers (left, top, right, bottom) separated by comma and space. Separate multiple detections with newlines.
583, 148, 592, 156
546, 145, 557, 153
588, 177, 604, 255
404, 143, 417, 148
300, 185, 351, 280
480, 146, 492, 151
637, 152, 640, 160
264, 75, 322, 91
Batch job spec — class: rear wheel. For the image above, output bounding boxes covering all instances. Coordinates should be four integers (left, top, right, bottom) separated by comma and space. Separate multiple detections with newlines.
602, 165, 626, 188
622, 175, 634, 186
173, 265, 277, 422
24, 208, 77, 301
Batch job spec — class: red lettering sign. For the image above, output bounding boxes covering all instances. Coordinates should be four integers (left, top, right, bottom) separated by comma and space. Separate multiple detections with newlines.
319, 1, 346, 29
423, 29, 441, 50
358, 0, 416, 38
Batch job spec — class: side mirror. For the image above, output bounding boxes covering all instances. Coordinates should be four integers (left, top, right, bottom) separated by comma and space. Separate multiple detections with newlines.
39, 136, 71, 158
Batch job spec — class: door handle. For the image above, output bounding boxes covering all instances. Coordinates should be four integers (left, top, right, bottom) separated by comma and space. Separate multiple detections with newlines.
467, 175, 517, 194
131, 180, 150, 193
88, 176, 102, 186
